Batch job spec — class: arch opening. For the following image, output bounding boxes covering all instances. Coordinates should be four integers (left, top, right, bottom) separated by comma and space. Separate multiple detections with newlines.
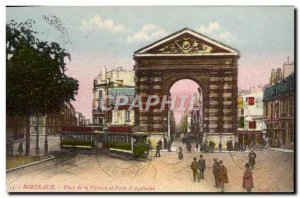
167, 79, 204, 142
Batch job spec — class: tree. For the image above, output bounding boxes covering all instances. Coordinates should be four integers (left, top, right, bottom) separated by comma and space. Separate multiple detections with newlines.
6, 20, 79, 155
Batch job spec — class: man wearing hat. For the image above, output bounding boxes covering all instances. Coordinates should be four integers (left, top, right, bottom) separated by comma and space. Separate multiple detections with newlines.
218, 160, 229, 192
248, 149, 257, 169
191, 157, 199, 182
198, 155, 206, 180
243, 163, 254, 192
212, 158, 220, 188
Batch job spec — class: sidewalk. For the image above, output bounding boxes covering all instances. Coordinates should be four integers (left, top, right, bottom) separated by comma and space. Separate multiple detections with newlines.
268, 147, 294, 153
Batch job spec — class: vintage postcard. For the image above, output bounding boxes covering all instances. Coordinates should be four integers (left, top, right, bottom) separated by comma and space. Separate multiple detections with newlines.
6, 6, 295, 193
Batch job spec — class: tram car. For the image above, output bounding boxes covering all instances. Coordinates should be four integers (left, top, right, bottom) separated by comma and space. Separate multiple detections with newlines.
60, 126, 149, 158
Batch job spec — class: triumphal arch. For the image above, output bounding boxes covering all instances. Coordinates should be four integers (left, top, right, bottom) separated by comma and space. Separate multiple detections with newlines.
133, 28, 240, 145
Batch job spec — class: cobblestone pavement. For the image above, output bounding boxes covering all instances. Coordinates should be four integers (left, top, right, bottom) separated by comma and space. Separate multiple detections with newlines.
7, 141, 294, 193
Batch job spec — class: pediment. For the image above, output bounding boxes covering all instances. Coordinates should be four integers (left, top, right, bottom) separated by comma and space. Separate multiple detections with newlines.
134, 28, 239, 57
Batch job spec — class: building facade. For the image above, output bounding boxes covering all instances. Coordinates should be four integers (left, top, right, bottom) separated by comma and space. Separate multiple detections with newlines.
92, 67, 135, 126
189, 90, 204, 141
237, 90, 266, 147
134, 28, 239, 145
263, 73, 295, 149
30, 102, 77, 135
107, 87, 135, 126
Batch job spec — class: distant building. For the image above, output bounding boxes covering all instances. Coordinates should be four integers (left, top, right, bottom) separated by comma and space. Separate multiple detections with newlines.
237, 87, 266, 148
76, 112, 86, 126
283, 57, 294, 78
107, 87, 135, 126
92, 67, 135, 126
263, 73, 295, 149
189, 89, 204, 141
30, 102, 77, 135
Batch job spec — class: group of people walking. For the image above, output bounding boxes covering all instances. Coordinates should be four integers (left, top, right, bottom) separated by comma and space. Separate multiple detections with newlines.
189, 150, 256, 192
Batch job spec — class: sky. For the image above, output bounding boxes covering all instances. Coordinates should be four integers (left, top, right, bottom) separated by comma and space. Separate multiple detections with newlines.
6, 6, 294, 120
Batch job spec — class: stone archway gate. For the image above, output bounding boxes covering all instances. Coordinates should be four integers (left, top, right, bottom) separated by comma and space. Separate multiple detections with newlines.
133, 28, 240, 144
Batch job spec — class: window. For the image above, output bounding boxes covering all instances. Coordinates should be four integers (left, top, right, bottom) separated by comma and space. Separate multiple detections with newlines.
249, 121, 256, 129
98, 90, 103, 100
246, 97, 255, 105
125, 111, 130, 122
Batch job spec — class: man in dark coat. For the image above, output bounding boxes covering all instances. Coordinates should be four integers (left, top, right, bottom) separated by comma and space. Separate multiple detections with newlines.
191, 157, 199, 182
218, 142, 222, 152
218, 160, 229, 192
243, 163, 254, 192
198, 155, 206, 180
163, 137, 168, 149
212, 158, 220, 188
158, 139, 163, 150
211, 141, 215, 153
248, 150, 256, 169
155, 142, 161, 157
195, 142, 199, 152
187, 141, 192, 153
200, 143, 204, 153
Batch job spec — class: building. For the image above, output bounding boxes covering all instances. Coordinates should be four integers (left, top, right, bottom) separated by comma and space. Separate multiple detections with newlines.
263, 73, 295, 149
76, 112, 86, 126
30, 102, 77, 135
107, 87, 135, 126
133, 28, 239, 146
92, 67, 135, 126
237, 90, 266, 148
189, 89, 204, 141
283, 57, 294, 78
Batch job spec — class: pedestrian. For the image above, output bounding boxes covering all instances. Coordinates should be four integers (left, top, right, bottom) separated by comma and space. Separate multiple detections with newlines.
198, 155, 206, 180
195, 141, 199, 152
155, 142, 161, 157
18, 142, 24, 155
204, 141, 208, 153
187, 141, 192, 153
191, 157, 199, 182
212, 158, 220, 188
163, 136, 168, 149
178, 146, 183, 160
248, 149, 256, 169
218, 160, 229, 192
158, 139, 163, 150
200, 142, 204, 153
218, 142, 222, 152
243, 163, 254, 192
211, 141, 215, 153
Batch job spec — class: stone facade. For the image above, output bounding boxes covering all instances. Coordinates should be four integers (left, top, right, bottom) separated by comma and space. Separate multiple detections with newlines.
133, 28, 240, 142
263, 73, 295, 149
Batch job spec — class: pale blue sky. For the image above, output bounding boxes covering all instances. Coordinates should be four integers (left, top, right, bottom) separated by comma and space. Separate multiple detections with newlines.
6, 6, 295, 119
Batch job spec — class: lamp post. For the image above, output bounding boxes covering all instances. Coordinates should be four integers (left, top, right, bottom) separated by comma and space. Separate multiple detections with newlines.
44, 114, 49, 156
35, 113, 40, 155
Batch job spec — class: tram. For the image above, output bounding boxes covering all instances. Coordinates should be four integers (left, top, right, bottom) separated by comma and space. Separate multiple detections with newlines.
60, 126, 149, 158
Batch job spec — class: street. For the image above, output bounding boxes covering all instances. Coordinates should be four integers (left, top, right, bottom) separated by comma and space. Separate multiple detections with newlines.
7, 140, 294, 192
